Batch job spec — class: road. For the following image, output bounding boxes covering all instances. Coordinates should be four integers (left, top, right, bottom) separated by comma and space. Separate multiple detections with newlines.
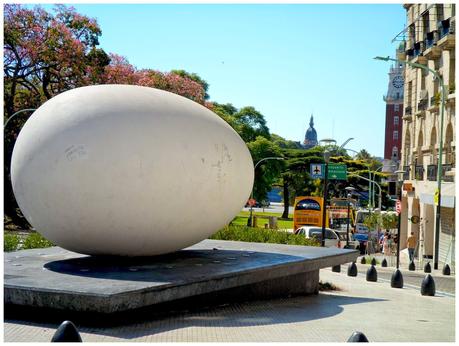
242, 202, 294, 215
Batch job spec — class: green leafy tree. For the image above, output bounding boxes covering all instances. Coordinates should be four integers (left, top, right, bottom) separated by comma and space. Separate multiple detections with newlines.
233, 106, 270, 142
210, 102, 270, 142
247, 136, 284, 202
278, 146, 325, 218
381, 212, 398, 230
271, 133, 303, 149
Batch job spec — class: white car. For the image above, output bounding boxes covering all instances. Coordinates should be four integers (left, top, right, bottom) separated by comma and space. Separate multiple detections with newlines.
294, 226, 359, 249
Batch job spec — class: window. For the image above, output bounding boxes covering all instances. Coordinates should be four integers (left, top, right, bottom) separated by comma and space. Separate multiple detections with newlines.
394, 104, 400, 112
393, 131, 399, 140
394, 116, 399, 125
392, 147, 399, 160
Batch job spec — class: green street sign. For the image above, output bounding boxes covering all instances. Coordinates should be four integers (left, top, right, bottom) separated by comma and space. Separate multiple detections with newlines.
327, 164, 347, 180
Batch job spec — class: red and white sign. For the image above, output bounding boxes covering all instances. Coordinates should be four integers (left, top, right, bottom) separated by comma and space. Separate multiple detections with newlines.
396, 199, 402, 214
248, 198, 256, 207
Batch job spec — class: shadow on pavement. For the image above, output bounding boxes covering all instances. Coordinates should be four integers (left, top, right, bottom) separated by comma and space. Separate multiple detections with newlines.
5, 293, 386, 340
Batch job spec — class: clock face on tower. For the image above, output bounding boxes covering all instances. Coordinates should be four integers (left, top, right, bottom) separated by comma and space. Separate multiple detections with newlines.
392, 75, 404, 88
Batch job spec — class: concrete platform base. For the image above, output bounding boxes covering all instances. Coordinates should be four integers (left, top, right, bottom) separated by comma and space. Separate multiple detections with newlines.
5, 239, 358, 314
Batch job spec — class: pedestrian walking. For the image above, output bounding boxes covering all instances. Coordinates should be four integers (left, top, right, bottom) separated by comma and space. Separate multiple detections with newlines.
383, 233, 390, 255
407, 231, 416, 262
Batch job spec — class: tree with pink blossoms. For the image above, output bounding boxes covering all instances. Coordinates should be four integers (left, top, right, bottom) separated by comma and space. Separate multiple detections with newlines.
4, 4, 108, 119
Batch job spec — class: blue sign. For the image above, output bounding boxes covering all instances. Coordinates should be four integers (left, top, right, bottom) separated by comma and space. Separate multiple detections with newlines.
310, 164, 324, 179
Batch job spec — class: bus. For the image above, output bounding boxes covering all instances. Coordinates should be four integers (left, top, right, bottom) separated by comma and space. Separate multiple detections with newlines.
354, 209, 371, 234
328, 206, 355, 232
293, 196, 328, 231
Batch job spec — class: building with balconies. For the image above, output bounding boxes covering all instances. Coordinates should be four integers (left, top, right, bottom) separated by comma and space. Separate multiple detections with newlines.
396, 4, 455, 270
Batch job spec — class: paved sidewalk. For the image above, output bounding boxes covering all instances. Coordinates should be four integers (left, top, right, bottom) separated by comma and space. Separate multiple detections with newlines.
4, 268, 455, 342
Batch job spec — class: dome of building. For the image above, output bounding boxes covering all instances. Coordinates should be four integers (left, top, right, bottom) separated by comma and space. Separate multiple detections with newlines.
303, 115, 318, 149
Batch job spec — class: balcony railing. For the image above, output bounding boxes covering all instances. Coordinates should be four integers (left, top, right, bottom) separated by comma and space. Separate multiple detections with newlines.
438, 19, 451, 39
414, 165, 424, 180
405, 48, 414, 57
425, 30, 438, 49
403, 166, 410, 180
418, 99, 428, 111
427, 164, 437, 181
426, 164, 454, 182
442, 164, 454, 182
425, 37, 435, 49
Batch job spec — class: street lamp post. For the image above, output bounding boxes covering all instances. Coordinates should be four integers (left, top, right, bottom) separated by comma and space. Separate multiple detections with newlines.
247, 157, 285, 227
4, 108, 36, 130
321, 149, 331, 247
375, 56, 446, 270
348, 173, 382, 212
345, 186, 356, 249
394, 170, 406, 269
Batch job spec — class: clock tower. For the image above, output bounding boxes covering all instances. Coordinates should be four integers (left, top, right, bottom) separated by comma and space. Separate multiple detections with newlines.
383, 63, 404, 164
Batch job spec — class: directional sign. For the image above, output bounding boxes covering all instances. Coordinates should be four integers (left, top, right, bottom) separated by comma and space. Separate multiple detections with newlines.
327, 164, 347, 180
310, 164, 324, 179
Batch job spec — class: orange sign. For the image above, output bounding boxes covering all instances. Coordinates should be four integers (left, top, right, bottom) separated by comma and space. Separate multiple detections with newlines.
403, 183, 414, 192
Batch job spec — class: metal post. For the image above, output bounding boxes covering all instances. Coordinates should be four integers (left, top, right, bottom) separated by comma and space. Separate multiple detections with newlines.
346, 196, 350, 248
344, 187, 355, 249
434, 81, 446, 270
321, 161, 329, 247
396, 181, 402, 269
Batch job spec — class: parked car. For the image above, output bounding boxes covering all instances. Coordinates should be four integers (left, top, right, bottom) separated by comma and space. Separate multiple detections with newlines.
294, 226, 357, 249
335, 230, 361, 250
245, 199, 270, 208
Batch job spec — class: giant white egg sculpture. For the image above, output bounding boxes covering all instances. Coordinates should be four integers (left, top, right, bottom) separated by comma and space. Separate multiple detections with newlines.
11, 85, 254, 256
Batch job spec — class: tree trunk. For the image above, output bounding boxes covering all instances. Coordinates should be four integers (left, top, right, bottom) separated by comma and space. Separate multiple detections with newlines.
4, 139, 31, 230
282, 180, 290, 219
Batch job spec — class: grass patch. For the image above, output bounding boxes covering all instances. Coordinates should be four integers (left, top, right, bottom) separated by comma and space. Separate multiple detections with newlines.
210, 224, 319, 246
4, 233, 21, 252
232, 211, 293, 230
362, 256, 381, 265
22, 232, 55, 250
4, 231, 54, 252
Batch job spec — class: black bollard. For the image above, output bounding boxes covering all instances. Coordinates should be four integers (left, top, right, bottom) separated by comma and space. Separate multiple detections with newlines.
381, 258, 388, 267
421, 274, 436, 296
408, 261, 416, 271
347, 262, 358, 277
424, 262, 431, 273
51, 321, 82, 342
332, 264, 341, 272
347, 331, 369, 342
371, 258, 376, 266
390, 269, 404, 288
360, 257, 366, 264
366, 265, 377, 282
442, 264, 451, 276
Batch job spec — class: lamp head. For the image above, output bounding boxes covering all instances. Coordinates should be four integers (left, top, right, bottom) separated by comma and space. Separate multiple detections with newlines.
394, 169, 405, 182
323, 149, 331, 163
374, 56, 391, 61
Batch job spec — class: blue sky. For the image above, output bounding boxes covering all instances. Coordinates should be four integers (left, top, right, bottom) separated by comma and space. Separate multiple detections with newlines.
41, 3, 406, 157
